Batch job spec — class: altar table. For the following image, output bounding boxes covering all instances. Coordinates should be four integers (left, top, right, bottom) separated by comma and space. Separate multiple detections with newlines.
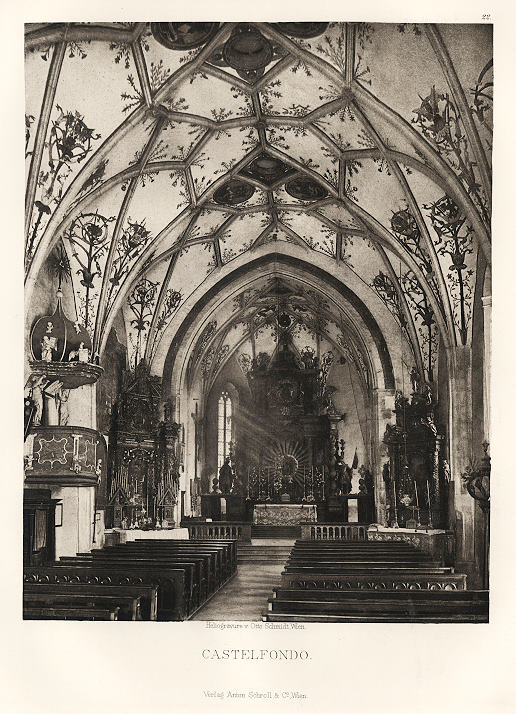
107, 528, 190, 544
253, 504, 317, 525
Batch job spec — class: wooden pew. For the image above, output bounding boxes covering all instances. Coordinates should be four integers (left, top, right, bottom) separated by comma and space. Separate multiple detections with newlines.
24, 605, 120, 621
84, 552, 207, 606
23, 592, 142, 621
264, 611, 486, 623
23, 582, 158, 620
58, 539, 237, 618
91, 541, 236, 602
105, 545, 219, 593
60, 555, 199, 614
135, 539, 238, 575
288, 555, 440, 565
24, 565, 188, 620
116, 539, 237, 586
283, 564, 453, 575
124, 541, 236, 585
271, 588, 488, 603
266, 590, 488, 621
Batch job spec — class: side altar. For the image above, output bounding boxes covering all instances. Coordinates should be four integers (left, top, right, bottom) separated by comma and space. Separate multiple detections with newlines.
253, 503, 317, 525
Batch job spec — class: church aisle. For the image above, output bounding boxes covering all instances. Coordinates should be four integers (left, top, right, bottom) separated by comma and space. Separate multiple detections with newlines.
192, 547, 290, 621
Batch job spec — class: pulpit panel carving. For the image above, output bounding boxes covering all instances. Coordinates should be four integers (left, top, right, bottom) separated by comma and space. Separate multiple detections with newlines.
25, 426, 106, 486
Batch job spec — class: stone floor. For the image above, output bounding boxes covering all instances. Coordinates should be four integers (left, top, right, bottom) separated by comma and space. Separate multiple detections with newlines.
192, 544, 292, 621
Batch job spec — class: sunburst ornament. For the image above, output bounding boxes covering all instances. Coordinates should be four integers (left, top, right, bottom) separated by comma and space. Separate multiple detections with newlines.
263, 439, 308, 484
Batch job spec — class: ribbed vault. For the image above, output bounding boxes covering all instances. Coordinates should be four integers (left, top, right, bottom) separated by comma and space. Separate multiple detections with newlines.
25, 22, 492, 388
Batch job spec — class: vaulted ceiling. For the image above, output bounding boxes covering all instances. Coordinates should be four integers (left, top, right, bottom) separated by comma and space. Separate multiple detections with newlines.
185, 274, 375, 396
25, 22, 492, 384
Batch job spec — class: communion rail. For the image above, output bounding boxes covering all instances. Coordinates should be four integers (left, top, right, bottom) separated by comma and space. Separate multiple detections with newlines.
300, 524, 368, 541
184, 522, 252, 542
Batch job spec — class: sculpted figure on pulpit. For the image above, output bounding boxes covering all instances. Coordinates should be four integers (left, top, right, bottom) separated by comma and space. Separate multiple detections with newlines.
25, 374, 47, 426
41, 334, 57, 362
55, 385, 70, 426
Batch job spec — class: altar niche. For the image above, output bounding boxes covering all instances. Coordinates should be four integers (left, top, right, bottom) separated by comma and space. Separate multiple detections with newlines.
201, 330, 375, 524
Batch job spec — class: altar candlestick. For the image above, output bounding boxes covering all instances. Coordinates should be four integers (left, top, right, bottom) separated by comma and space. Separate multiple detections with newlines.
392, 470, 399, 528
414, 479, 421, 527
426, 480, 433, 529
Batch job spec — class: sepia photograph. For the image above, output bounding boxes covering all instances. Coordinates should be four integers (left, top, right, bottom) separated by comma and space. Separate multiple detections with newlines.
22, 19, 493, 629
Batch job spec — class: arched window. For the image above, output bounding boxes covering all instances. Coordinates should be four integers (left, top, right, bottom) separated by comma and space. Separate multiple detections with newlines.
217, 391, 232, 469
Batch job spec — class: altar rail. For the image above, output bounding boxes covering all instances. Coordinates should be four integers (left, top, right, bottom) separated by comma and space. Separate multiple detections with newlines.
300, 524, 368, 541
185, 522, 252, 542
366, 528, 455, 566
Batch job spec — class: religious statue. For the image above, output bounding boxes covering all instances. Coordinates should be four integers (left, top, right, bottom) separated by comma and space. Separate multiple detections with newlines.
442, 459, 451, 484
421, 414, 438, 436
25, 374, 47, 426
322, 385, 337, 415
219, 458, 233, 493
68, 342, 89, 362
211, 476, 222, 494
56, 386, 70, 426
78, 342, 90, 363
341, 464, 353, 495
410, 367, 421, 394
41, 334, 57, 362
382, 462, 391, 487
423, 383, 433, 405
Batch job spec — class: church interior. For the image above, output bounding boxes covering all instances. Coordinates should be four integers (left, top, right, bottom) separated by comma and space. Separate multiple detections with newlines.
23, 21, 492, 622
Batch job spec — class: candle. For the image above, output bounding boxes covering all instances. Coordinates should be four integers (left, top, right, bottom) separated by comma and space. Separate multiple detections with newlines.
414, 480, 419, 509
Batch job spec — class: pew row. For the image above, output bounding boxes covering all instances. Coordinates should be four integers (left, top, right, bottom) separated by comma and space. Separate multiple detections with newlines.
265, 588, 488, 622
24, 605, 120, 621
23, 582, 158, 620
24, 538, 237, 621
263, 540, 479, 622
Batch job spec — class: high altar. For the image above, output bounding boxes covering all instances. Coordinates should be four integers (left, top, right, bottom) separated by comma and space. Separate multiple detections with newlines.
199, 328, 376, 524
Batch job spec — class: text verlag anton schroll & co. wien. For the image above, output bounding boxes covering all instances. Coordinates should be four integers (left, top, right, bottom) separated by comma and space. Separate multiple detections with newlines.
202, 649, 310, 660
